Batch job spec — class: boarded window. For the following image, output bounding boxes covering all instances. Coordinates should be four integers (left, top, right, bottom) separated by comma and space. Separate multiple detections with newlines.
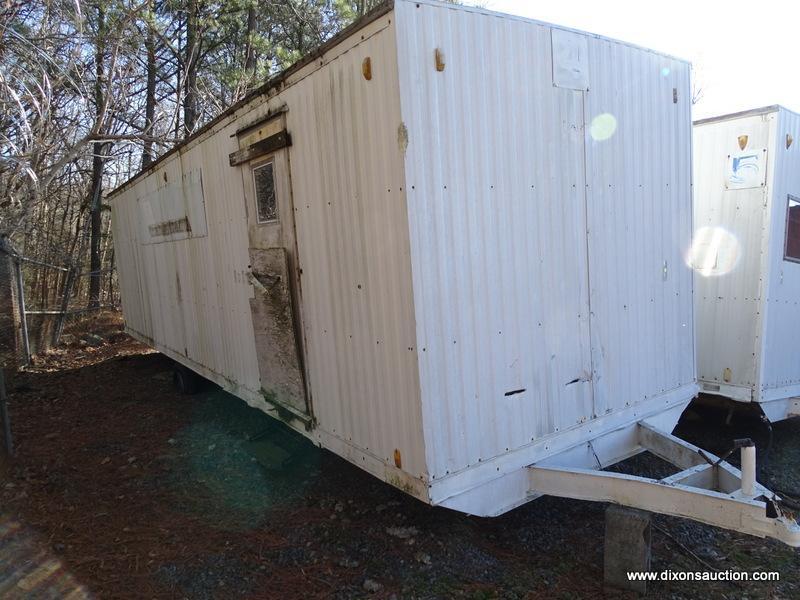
253, 161, 277, 223
786, 196, 800, 262
139, 169, 208, 244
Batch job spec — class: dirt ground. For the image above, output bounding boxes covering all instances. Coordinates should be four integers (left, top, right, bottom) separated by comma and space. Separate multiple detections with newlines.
1, 312, 800, 599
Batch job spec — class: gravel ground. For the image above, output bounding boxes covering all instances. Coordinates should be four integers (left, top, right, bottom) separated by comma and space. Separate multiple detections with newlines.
1, 312, 799, 598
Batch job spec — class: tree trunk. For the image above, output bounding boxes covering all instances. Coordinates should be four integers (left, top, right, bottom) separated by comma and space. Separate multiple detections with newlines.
106, 247, 115, 305
175, 9, 183, 140
183, 0, 198, 137
88, 1, 106, 309
142, 0, 157, 168
88, 140, 103, 309
0, 242, 20, 369
244, 3, 257, 77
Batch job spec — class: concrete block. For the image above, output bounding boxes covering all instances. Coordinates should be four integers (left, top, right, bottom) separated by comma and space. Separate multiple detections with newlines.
604, 504, 652, 593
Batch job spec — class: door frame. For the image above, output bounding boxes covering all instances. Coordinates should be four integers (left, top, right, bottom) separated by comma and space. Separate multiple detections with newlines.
235, 116, 312, 420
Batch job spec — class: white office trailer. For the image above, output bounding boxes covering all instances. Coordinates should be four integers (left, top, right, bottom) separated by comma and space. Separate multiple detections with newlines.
693, 106, 800, 422
110, 1, 800, 545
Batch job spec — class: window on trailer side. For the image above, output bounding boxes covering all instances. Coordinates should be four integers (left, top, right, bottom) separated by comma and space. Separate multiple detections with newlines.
786, 196, 800, 262
253, 161, 278, 223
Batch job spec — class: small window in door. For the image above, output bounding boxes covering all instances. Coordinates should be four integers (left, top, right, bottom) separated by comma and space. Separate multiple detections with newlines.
786, 196, 800, 263
253, 161, 278, 223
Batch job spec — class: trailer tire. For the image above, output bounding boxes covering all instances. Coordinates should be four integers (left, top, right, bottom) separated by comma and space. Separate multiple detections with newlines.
173, 364, 203, 395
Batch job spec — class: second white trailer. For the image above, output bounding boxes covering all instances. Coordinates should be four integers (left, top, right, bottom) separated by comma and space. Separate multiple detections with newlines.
693, 105, 800, 422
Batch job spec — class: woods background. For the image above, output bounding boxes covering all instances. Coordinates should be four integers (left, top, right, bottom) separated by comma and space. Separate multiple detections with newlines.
0, 0, 398, 311
0, 0, 413, 359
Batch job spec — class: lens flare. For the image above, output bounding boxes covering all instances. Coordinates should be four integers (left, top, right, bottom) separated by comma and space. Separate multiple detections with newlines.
686, 226, 741, 277
590, 113, 617, 142
661, 67, 671, 77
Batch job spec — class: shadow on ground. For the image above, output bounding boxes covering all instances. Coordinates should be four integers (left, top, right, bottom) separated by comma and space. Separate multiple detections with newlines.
1, 320, 799, 598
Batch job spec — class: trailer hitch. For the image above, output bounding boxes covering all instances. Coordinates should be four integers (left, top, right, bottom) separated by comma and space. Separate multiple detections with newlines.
698, 437, 754, 466
528, 423, 800, 547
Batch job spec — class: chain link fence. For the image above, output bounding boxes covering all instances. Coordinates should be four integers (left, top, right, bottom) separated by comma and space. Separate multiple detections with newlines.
0, 238, 119, 369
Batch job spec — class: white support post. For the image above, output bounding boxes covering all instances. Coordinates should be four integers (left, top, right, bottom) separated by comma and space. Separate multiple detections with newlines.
741, 444, 757, 497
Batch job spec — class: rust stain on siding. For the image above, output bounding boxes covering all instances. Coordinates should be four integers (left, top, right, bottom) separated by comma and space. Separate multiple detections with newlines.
738, 135, 749, 150
394, 448, 402, 469
397, 123, 409, 156
434, 48, 445, 72
362, 57, 373, 80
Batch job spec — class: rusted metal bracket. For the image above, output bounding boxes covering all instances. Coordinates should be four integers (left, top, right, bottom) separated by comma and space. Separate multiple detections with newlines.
232, 105, 289, 138
248, 271, 281, 294
229, 130, 291, 166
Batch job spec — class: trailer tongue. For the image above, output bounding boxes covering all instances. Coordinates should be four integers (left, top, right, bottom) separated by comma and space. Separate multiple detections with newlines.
529, 421, 800, 547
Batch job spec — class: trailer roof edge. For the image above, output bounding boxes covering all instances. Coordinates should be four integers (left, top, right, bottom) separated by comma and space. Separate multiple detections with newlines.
693, 105, 784, 126
108, 0, 693, 199
106, 1, 395, 199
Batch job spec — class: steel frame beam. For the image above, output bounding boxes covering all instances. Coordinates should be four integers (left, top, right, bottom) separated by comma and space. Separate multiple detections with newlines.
528, 423, 800, 547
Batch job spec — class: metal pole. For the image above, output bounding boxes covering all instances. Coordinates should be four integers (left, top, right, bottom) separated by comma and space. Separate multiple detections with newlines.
0, 368, 12, 456
14, 255, 69, 272
53, 266, 77, 346
14, 258, 30, 365
28, 305, 112, 316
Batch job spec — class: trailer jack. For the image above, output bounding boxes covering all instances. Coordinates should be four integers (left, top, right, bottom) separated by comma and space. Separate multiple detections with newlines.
528, 422, 800, 547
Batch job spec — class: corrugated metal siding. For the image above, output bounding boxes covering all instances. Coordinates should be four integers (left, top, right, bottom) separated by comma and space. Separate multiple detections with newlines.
693, 113, 774, 393
395, 0, 695, 479
396, 2, 592, 478
112, 14, 429, 481
583, 36, 695, 414
113, 143, 265, 399
761, 108, 800, 393
282, 18, 427, 478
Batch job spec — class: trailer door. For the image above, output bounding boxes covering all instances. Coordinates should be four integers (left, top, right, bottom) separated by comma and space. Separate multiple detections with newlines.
582, 50, 695, 416
231, 116, 310, 419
